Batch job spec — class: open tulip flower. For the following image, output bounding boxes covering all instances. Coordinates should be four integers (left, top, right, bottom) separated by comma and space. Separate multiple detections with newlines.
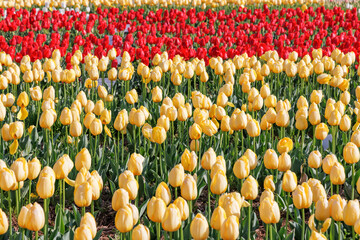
1, 1, 360, 239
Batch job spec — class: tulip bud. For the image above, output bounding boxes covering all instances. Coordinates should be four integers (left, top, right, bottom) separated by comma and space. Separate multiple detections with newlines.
230, 109, 247, 131
329, 194, 346, 221
343, 142, 360, 164
241, 175, 258, 200
282, 170, 297, 192
75, 148, 91, 171
147, 197, 166, 223
264, 149, 278, 170
118, 170, 138, 200
112, 188, 130, 211
190, 213, 209, 240
330, 162, 345, 185
308, 151, 322, 169
132, 224, 150, 240
210, 169, 227, 195
233, 156, 250, 180
127, 153, 144, 176
0, 208, 8, 235
74, 181, 92, 207
161, 204, 181, 232
211, 206, 227, 230
220, 215, 239, 240
181, 174, 197, 201
264, 175, 275, 192
259, 197, 280, 224
151, 126, 166, 144
80, 213, 97, 238
10, 157, 28, 182
181, 149, 197, 172
53, 154, 73, 180
19, 202, 45, 232
315, 123, 329, 140
293, 182, 313, 209
115, 205, 134, 233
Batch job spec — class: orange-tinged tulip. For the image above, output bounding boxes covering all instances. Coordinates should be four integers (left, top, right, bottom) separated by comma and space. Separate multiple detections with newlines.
220, 215, 239, 240
264, 149, 278, 170
241, 176, 258, 200
10, 157, 28, 182
343, 200, 360, 226
210, 169, 227, 195
282, 170, 297, 192
155, 182, 171, 206
115, 205, 133, 233
147, 197, 166, 223
74, 225, 92, 240
132, 224, 150, 240
75, 148, 91, 171
161, 204, 181, 232
343, 142, 360, 164
293, 182, 313, 209
173, 197, 189, 221
277, 137, 293, 154
74, 182, 92, 207
330, 162, 345, 185
168, 164, 185, 188
80, 213, 97, 238
127, 153, 145, 176
233, 156, 250, 180
201, 147, 216, 170
264, 175, 275, 192
181, 174, 197, 201
259, 197, 280, 224
112, 188, 129, 211
278, 152, 291, 172
118, 170, 138, 200
0, 208, 8, 235
315, 123, 329, 140
211, 206, 227, 230
315, 197, 330, 221
53, 154, 74, 179
308, 151, 322, 169
329, 194, 346, 221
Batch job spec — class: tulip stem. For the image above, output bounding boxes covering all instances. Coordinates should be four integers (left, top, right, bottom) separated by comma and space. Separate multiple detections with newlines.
175, 187, 177, 199
8, 191, 12, 237
135, 175, 139, 208
63, 179, 65, 212
121, 133, 124, 165
207, 170, 211, 223
286, 192, 290, 232
160, 143, 164, 179
331, 126, 337, 154
82, 206, 85, 216
180, 224, 184, 240
248, 200, 252, 240
94, 135, 98, 169
35, 231, 38, 240
15, 185, 19, 216
269, 224, 272, 240
234, 131, 238, 159
352, 163, 355, 200
102, 133, 107, 165
188, 200, 193, 225
301, 208, 305, 240
44, 198, 49, 240
91, 201, 94, 216
133, 126, 136, 152
156, 222, 161, 240
312, 125, 316, 151
266, 224, 268, 240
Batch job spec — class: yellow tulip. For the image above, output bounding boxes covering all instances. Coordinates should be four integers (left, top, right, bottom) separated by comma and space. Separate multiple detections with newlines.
161, 204, 181, 232
343, 142, 360, 164
112, 188, 130, 211
53, 154, 74, 179
118, 170, 138, 200
259, 197, 280, 224
115, 205, 133, 233
293, 182, 313, 209
241, 176, 258, 200
0, 208, 8, 235
220, 215, 239, 240
147, 197, 166, 223
181, 174, 197, 201
74, 182, 92, 207
190, 213, 209, 240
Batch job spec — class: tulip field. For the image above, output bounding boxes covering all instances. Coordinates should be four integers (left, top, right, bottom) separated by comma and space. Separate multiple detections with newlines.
2, 0, 360, 239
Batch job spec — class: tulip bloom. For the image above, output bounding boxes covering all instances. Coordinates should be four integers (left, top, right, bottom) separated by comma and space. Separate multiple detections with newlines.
190, 213, 209, 240
259, 197, 280, 224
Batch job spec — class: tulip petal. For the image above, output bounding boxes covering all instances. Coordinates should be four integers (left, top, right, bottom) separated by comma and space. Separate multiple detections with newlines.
9, 139, 18, 155
104, 125, 112, 138
226, 102, 235, 108
65, 177, 76, 187
17, 107, 28, 120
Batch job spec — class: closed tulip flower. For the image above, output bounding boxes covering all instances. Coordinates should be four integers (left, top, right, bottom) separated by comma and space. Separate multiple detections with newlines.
315, 197, 330, 221
0, 209, 8, 235
246, 118, 260, 137
308, 151, 322, 169
151, 126, 166, 144
276, 110, 290, 127
293, 182, 313, 209
9, 121, 23, 140
70, 120, 82, 137
230, 109, 247, 130
75, 148, 91, 171
330, 162, 345, 185
181, 174, 197, 201
322, 154, 338, 174
181, 149, 197, 172
259, 197, 280, 224
278, 152, 291, 172
147, 197, 166, 223
265, 108, 277, 124
343, 142, 360, 164
244, 149, 258, 170
241, 176, 258, 200
112, 188, 130, 211
114, 109, 128, 132
328, 109, 341, 126
174, 197, 189, 221
168, 164, 185, 188
151, 86, 163, 103
53, 154, 74, 179
211, 206, 227, 230
233, 156, 250, 179
132, 224, 150, 240
127, 153, 145, 176
161, 204, 181, 232
310, 90, 323, 104
342, 200, 360, 226
201, 148, 216, 170
315, 123, 329, 140
74, 225, 92, 240
189, 123, 202, 140
125, 89, 138, 105
339, 115, 351, 132
264, 149, 278, 170
309, 108, 321, 126
130, 109, 145, 127
97, 85, 108, 99
10, 157, 28, 182
220, 215, 239, 240
0, 168, 17, 191
80, 213, 97, 238
118, 170, 139, 200
115, 205, 133, 233
20, 202, 45, 232
190, 213, 209, 240
60, 107, 73, 126
28, 157, 41, 180
156, 115, 170, 131
282, 170, 297, 192
210, 169, 227, 195
155, 182, 171, 206
90, 118, 103, 136
74, 182, 92, 207
329, 194, 346, 221
264, 175, 275, 192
